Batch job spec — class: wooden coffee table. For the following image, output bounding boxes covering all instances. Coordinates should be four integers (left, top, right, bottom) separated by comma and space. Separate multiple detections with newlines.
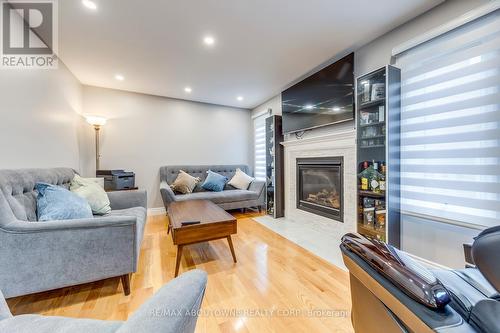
167, 200, 237, 277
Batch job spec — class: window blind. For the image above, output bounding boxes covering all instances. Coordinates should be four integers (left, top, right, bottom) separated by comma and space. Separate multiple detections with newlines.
253, 114, 267, 180
395, 10, 500, 229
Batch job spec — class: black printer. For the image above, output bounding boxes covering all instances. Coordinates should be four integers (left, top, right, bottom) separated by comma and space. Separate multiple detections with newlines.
96, 170, 136, 191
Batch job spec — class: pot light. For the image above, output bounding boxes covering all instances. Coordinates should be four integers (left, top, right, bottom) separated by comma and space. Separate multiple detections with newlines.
184, 87, 192, 93
236, 96, 244, 101
203, 36, 215, 46
82, 0, 97, 10
114, 74, 125, 81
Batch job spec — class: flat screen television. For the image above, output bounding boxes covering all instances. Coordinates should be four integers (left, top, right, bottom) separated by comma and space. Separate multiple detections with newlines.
281, 53, 354, 134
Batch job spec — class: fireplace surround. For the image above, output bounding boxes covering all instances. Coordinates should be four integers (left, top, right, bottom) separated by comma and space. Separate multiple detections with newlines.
296, 157, 344, 222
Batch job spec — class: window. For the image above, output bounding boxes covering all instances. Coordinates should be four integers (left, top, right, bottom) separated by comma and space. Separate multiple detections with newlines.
253, 114, 267, 180
395, 10, 500, 229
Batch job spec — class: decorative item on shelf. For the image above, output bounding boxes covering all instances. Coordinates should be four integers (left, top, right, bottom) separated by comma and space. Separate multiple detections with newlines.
358, 163, 384, 194
360, 111, 370, 125
361, 80, 370, 103
371, 83, 385, 101
378, 106, 385, 122
85, 115, 107, 172
375, 210, 386, 230
363, 207, 375, 226
363, 197, 375, 208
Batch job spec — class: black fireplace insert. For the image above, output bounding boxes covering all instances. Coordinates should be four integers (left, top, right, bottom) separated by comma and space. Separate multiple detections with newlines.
296, 157, 343, 222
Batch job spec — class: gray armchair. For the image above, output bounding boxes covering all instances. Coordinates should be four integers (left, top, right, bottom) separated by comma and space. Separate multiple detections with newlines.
0, 168, 147, 298
160, 165, 266, 211
0, 269, 207, 333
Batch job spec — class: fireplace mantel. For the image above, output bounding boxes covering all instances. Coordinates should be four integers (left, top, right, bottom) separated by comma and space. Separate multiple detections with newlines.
280, 129, 356, 148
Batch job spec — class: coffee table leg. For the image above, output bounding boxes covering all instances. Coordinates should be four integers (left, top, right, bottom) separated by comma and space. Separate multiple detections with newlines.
227, 236, 237, 263
175, 245, 184, 277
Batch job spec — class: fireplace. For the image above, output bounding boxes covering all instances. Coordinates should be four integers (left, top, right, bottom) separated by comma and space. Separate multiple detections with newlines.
296, 157, 343, 222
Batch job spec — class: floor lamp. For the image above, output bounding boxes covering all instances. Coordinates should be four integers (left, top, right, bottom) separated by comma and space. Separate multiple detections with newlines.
85, 115, 107, 172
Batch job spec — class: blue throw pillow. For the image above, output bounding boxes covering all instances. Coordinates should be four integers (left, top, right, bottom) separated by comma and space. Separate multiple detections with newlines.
36, 183, 93, 221
201, 170, 228, 192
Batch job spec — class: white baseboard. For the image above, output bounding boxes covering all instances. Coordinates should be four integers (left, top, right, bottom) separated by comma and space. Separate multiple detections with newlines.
147, 207, 166, 216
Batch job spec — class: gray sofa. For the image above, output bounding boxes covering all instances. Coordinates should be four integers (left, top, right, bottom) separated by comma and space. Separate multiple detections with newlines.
160, 165, 265, 211
0, 168, 147, 298
0, 269, 207, 333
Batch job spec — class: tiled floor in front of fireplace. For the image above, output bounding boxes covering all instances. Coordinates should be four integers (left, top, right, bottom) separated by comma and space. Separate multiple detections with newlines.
253, 215, 347, 270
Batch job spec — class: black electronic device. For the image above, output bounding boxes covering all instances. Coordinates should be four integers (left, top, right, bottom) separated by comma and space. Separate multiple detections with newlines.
181, 221, 201, 226
281, 53, 354, 134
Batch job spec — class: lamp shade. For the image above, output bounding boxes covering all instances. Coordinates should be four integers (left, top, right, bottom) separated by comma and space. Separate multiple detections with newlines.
85, 115, 107, 126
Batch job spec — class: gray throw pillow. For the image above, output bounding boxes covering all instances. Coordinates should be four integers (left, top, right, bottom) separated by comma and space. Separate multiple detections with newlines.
171, 170, 200, 194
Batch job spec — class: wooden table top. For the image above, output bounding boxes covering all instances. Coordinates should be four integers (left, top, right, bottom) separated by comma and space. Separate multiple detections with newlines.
168, 200, 236, 229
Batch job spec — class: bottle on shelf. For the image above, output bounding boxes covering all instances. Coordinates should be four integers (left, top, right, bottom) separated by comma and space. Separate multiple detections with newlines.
379, 162, 386, 193
360, 161, 369, 190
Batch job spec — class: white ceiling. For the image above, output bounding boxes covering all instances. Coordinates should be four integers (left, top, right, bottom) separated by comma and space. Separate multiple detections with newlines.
59, 0, 442, 109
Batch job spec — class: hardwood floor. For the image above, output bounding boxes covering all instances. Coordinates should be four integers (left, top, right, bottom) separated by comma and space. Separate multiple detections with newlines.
7, 211, 354, 333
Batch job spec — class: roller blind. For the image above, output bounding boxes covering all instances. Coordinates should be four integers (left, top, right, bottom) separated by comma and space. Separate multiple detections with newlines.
253, 114, 267, 180
395, 10, 500, 229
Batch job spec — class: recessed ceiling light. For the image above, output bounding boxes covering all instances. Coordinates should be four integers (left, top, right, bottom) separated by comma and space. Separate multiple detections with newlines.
332, 106, 341, 111
203, 36, 215, 46
114, 74, 124, 81
237, 96, 244, 101
184, 87, 192, 93
82, 0, 97, 10
305, 104, 314, 110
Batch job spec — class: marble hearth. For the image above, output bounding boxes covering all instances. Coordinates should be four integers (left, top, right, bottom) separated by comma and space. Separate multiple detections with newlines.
254, 130, 357, 269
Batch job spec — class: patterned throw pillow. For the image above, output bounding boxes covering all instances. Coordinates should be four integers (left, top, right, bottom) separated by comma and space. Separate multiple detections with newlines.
228, 168, 255, 190
201, 170, 228, 192
70, 175, 111, 215
36, 183, 93, 221
171, 170, 201, 194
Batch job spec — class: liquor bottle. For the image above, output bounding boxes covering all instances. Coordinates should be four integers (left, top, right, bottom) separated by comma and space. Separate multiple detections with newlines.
379, 162, 386, 193
369, 162, 383, 193
360, 161, 369, 190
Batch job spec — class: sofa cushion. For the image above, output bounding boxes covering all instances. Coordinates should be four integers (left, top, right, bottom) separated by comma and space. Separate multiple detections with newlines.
176, 190, 259, 204
0, 168, 76, 222
36, 183, 93, 222
171, 170, 200, 194
201, 170, 228, 192
70, 175, 111, 215
0, 314, 122, 333
160, 165, 251, 193
228, 168, 255, 190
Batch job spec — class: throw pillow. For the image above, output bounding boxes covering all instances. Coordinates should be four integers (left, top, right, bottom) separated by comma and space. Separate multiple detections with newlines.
70, 175, 111, 215
201, 170, 228, 192
36, 183, 93, 221
171, 170, 200, 194
228, 168, 255, 190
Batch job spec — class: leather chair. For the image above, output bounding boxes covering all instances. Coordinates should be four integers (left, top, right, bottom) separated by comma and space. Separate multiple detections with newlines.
340, 226, 500, 333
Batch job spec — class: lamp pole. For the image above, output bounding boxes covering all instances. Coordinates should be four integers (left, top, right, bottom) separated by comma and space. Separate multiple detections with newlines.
94, 125, 101, 171
85, 115, 107, 174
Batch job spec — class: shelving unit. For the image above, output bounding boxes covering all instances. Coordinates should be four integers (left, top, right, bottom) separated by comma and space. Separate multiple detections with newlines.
356, 66, 401, 247
265, 115, 284, 218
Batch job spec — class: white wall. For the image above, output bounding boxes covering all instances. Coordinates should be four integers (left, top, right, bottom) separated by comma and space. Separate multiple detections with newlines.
0, 62, 92, 174
82, 86, 253, 208
354, 0, 489, 76
251, 0, 490, 268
